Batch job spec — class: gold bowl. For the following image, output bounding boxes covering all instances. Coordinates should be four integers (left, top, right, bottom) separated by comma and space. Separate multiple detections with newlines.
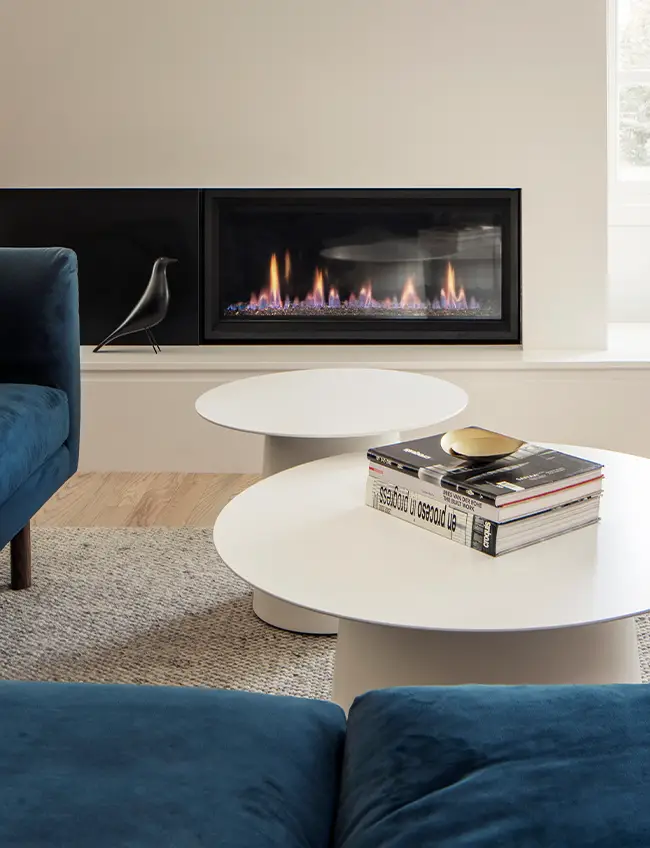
440, 427, 525, 462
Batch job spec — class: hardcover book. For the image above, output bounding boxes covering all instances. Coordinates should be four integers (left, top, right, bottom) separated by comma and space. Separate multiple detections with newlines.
368, 462, 604, 523
367, 428, 604, 507
365, 476, 601, 556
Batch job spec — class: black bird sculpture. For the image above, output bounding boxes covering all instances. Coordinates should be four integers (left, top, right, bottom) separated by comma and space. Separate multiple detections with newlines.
93, 257, 177, 353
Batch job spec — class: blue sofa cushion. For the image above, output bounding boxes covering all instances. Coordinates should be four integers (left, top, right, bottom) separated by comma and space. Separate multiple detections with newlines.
0, 383, 69, 505
0, 681, 346, 848
335, 685, 650, 848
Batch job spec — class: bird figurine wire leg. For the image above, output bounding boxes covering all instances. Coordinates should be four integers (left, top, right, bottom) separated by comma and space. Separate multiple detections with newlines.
148, 328, 161, 352
93, 257, 177, 353
144, 328, 160, 353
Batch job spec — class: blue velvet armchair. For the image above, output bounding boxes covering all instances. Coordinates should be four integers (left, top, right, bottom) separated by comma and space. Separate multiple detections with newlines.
0, 248, 80, 589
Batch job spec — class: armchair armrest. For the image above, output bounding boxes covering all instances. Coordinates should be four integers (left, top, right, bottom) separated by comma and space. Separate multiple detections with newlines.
0, 248, 81, 472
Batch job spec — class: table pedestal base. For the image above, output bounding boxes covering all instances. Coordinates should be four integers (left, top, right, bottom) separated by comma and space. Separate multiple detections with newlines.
261, 432, 400, 477
252, 591, 337, 635
332, 617, 642, 712
253, 431, 400, 635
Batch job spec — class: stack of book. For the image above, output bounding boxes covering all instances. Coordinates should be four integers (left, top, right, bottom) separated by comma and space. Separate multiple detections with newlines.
365, 429, 604, 556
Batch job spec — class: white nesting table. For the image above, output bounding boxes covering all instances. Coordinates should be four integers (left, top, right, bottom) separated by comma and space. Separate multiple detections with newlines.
214, 447, 650, 712
197, 368, 467, 634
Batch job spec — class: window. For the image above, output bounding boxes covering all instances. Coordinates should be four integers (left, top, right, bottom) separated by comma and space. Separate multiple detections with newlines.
609, 0, 650, 320
611, 0, 650, 214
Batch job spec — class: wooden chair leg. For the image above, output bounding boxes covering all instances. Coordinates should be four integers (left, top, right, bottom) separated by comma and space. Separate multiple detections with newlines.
10, 522, 32, 590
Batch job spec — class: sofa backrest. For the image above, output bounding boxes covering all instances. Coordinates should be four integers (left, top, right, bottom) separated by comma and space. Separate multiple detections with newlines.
335, 684, 650, 847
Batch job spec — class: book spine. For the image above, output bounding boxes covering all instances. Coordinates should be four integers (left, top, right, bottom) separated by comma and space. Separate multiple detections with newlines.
368, 464, 501, 522
366, 449, 420, 477
365, 477, 498, 556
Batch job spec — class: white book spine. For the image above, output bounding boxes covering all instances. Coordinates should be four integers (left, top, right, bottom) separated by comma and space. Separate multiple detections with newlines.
365, 476, 497, 555
368, 464, 501, 521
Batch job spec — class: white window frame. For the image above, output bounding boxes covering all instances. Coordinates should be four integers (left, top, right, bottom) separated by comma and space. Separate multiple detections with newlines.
609, 0, 650, 225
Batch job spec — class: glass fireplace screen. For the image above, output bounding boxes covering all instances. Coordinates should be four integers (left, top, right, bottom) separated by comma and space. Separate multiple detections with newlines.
215, 200, 503, 321
203, 189, 520, 344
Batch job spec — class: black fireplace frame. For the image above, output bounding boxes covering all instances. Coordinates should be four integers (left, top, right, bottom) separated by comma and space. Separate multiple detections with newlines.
202, 188, 521, 345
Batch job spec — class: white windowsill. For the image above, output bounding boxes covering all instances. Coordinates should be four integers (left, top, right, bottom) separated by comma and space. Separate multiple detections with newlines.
610, 204, 650, 227
80, 323, 650, 374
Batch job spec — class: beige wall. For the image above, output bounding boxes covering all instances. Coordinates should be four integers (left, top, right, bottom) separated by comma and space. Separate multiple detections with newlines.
0, 0, 607, 349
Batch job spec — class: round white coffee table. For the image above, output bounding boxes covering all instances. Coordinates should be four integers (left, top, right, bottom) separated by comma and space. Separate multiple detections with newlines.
197, 368, 467, 634
214, 447, 649, 711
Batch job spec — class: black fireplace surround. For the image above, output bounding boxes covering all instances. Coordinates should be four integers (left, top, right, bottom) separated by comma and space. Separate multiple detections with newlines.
0, 188, 520, 346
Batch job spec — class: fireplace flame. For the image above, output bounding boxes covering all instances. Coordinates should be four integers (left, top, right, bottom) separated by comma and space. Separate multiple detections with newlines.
313, 268, 325, 307
236, 255, 480, 314
359, 283, 374, 307
269, 253, 282, 308
400, 277, 422, 308
440, 262, 467, 309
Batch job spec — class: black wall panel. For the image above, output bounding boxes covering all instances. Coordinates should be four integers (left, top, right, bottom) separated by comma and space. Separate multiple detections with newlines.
0, 189, 201, 346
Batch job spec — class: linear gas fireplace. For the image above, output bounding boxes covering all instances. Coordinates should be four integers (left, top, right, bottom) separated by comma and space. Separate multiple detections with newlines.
204, 189, 520, 344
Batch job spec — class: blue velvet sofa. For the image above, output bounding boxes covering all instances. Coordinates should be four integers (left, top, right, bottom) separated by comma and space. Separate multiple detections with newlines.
0, 247, 80, 589
1, 681, 648, 846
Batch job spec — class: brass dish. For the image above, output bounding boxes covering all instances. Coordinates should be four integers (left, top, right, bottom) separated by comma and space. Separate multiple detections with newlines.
441, 427, 525, 462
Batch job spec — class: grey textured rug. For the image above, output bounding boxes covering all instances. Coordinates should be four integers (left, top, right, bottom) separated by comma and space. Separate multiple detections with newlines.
0, 528, 648, 692
0, 528, 334, 698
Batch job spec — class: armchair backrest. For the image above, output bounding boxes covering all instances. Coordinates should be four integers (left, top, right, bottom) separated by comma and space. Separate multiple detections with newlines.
0, 248, 81, 472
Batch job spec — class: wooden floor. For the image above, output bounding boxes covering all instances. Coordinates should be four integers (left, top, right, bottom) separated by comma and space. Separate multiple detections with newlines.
33, 472, 260, 528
